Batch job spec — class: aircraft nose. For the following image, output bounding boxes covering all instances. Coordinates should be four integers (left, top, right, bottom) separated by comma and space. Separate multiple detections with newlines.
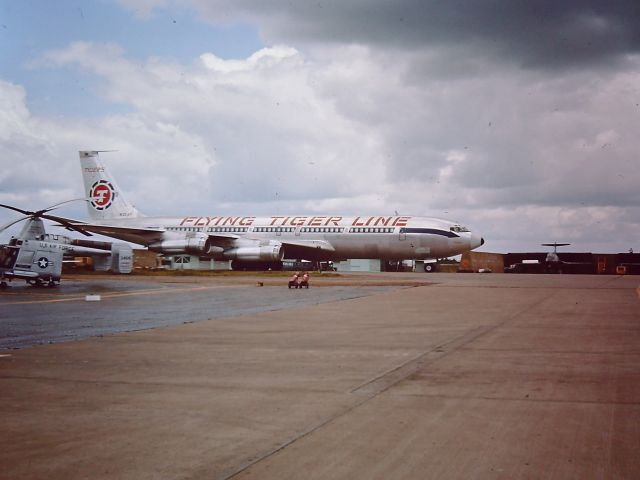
470, 233, 484, 250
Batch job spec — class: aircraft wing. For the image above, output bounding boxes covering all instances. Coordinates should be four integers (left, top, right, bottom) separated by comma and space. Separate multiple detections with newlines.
48, 216, 165, 246
49, 214, 243, 247
280, 239, 336, 253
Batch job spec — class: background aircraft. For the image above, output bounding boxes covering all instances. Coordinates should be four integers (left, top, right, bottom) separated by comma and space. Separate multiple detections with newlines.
542, 242, 570, 265
503, 242, 592, 274
540, 242, 595, 274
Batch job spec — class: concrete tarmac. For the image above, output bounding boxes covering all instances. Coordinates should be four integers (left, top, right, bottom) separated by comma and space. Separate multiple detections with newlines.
0, 275, 405, 349
1, 273, 639, 479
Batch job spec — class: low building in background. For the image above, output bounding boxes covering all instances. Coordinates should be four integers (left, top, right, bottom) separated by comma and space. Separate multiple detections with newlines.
459, 252, 505, 273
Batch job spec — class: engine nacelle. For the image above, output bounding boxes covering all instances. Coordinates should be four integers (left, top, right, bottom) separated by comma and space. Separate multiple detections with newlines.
149, 233, 214, 255
223, 244, 284, 262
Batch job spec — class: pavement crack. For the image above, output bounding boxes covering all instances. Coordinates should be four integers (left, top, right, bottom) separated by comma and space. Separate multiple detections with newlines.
350, 325, 492, 396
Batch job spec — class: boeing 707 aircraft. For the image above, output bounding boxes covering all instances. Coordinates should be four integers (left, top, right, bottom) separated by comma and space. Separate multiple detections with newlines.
48, 151, 484, 266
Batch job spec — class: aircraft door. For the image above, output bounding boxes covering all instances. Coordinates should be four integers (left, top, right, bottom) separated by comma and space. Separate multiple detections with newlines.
399, 228, 406, 241
0, 246, 19, 269
15, 249, 36, 269
276, 227, 282, 237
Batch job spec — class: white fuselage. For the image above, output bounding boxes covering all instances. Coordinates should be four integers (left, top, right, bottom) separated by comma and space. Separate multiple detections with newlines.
103, 214, 483, 260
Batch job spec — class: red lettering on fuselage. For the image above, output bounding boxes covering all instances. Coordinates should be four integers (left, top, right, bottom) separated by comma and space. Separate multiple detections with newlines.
194, 217, 214, 226
182, 214, 408, 229
392, 216, 410, 227
222, 217, 239, 226
180, 217, 197, 226
352, 216, 410, 227
374, 217, 392, 226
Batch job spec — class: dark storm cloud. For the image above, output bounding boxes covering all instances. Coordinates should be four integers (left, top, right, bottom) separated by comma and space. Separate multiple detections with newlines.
200, 0, 640, 69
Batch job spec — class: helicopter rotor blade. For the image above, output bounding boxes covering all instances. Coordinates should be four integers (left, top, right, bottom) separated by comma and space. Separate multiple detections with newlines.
37, 198, 90, 215
2, 198, 89, 219
0, 203, 34, 216
1, 200, 93, 237
39, 213, 93, 237
0, 216, 30, 234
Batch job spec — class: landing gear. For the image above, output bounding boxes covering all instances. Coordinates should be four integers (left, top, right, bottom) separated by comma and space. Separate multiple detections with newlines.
28, 277, 58, 288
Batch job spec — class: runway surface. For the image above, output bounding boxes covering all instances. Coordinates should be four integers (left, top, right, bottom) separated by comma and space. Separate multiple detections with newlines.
0, 277, 399, 349
1, 273, 639, 479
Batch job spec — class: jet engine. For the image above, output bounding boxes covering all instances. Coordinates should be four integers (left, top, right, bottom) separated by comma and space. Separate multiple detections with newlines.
223, 243, 284, 262
148, 233, 216, 255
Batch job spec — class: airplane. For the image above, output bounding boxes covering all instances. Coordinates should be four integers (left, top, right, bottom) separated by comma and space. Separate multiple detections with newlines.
504, 243, 592, 274
542, 242, 570, 266
42, 150, 484, 269
541, 242, 593, 274
0, 203, 133, 288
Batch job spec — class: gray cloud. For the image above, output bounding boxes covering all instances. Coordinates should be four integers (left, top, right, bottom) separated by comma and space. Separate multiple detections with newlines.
184, 0, 640, 70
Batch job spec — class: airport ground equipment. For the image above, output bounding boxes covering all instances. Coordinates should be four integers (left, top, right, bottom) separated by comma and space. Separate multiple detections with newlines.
298, 272, 310, 288
287, 271, 310, 288
288, 272, 300, 288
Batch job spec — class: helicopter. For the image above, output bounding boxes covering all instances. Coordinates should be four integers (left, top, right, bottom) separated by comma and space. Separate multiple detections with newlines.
1, 201, 132, 288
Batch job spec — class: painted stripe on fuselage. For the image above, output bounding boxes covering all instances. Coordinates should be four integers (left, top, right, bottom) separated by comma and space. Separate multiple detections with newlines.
400, 228, 460, 238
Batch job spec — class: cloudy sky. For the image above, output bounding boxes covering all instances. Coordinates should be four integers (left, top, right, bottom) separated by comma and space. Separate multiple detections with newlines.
1, 0, 639, 253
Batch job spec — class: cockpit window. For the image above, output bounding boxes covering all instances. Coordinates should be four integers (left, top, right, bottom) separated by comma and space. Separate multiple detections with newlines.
450, 225, 470, 233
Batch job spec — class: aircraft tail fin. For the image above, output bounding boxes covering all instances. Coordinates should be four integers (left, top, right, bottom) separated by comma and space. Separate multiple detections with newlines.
79, 151, 143, 221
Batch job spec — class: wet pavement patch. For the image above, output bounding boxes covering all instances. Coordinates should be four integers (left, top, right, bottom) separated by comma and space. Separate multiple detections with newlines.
0, 280, 401, 349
